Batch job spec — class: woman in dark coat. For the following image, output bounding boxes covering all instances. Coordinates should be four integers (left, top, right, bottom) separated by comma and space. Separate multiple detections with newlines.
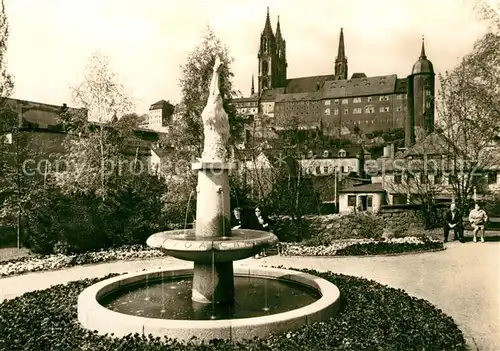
252, 206, 274, 258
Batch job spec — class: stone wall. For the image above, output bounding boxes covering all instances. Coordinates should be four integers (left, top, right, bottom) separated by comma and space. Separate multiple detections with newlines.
272, 206, 434, 243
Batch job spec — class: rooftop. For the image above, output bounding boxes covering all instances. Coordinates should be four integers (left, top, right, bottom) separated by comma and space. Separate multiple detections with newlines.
340, 183, 385, 193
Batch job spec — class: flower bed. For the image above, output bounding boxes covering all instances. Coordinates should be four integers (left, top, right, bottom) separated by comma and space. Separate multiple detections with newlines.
0, 245, 164, 277
0, 270, 468, 350
278, 236, 443, 256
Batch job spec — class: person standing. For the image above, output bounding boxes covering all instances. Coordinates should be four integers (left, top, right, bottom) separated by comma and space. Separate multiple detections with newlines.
468, 203, 488, 243
444, 203, 463, 242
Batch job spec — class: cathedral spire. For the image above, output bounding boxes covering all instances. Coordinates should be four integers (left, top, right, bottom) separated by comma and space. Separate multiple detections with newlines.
337, 28, 345, 60
420, 35, 427, 59
262, 6, 273, 36
334, 28, 348, 80
276, 15, 282, 41
251, 74, 255, 95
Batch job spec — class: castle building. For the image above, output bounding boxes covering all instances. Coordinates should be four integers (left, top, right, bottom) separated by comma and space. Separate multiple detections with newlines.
233, 8, 435, 146
147, 99, 175, 132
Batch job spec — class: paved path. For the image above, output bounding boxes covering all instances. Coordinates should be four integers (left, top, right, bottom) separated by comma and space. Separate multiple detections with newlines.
0, 242, 499, 350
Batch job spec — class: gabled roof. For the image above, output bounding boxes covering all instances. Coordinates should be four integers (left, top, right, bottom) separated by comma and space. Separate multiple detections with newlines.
322, 74, 398, 99
394, 78, 408, 94
149, 100, 173, 110
351, 73, 367, 79
275, 90, 322, 102
340, 183, 385, 193
399, 132, 461, 158
285, 74, 334, 94
301, 146, 365, 159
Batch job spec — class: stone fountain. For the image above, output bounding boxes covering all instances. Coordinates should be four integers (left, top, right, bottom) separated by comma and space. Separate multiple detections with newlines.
77, 56, 341, 343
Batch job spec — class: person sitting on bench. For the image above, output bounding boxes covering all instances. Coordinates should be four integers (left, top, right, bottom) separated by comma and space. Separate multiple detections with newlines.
444, 203, 463, 242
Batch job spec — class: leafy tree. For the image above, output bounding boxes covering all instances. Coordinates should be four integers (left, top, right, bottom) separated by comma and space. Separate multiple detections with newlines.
166, 26, 246, 154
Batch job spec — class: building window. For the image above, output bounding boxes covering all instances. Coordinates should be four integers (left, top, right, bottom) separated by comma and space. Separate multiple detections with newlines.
338, 149, 346, 157
425, 90, 431, 96
420, 173, 428, 184
323, 150, 329, 157
334, 99, 339, 104
315, 166, 321, 174
334, 108, 339, 115
379, 96, 389, 101
367, 97, 372, 102
353, 97, 361, 103
379, 106, 390, 112
397, 94, 403, 100
393, 194, 407, 205
353, 108, 362, 114
426, 101, 431, 108
342, 99, 348, 104
394, 173, 402, 184
367, 196, 373, 207
324, 100, 331, 106
348, 195, 356, 207
307, 150, 314, 158
323, 166, 329, 174
344, 109, 349, 114
434, 171, 443, 184
396, 106, 402, 112
364, 106, 375, 113
325, 108, 331, 115
488, 171, 498, 184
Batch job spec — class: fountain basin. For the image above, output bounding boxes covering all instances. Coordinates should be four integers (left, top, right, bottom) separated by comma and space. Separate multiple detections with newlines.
78, 266, 341, 343
146, 229, 279, 263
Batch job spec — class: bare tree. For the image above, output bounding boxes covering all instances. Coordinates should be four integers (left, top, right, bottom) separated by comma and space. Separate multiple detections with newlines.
437, 52, 500, 213
385, 165, 446, 228
56, 52, 134, 200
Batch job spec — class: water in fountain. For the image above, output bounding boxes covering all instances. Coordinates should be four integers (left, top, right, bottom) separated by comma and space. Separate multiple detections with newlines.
100, 276, 320, 320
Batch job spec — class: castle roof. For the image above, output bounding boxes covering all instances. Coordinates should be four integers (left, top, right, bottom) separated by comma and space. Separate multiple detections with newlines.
321, 74, 398, 99
285, 74, 334, 94
275, 90, 322, 102
411, 38, 434, 75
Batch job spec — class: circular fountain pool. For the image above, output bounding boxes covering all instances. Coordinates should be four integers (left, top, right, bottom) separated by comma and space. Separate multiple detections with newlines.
100, 275, 320, 320
78, 266, 341, 343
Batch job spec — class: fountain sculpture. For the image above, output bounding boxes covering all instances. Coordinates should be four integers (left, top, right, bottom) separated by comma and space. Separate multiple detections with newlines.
77, 56, 341, 343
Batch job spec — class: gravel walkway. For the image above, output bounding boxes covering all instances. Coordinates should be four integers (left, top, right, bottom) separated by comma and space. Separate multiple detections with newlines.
0, 241, 498, 350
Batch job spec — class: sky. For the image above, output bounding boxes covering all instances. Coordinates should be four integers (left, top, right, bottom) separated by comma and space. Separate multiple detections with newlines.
4, 0, 492, 115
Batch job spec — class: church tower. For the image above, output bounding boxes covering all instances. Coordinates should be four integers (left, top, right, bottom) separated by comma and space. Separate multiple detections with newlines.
257, 8, 287, 94
334, 28, 348, 80
257, 7, 277, 94
275, 16, 288, 87
406, 37, 435, 147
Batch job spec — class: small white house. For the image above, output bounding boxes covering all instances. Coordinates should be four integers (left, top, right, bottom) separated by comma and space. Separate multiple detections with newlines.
338, 183, 386, 214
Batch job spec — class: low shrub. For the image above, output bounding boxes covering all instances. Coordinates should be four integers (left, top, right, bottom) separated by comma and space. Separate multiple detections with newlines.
278, 236, 443, 256
0, 245, 163, 277
0, 270, 467, 350
24, 174, 169, 255
335, 240, 443, 256
302, 212, 384, 246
